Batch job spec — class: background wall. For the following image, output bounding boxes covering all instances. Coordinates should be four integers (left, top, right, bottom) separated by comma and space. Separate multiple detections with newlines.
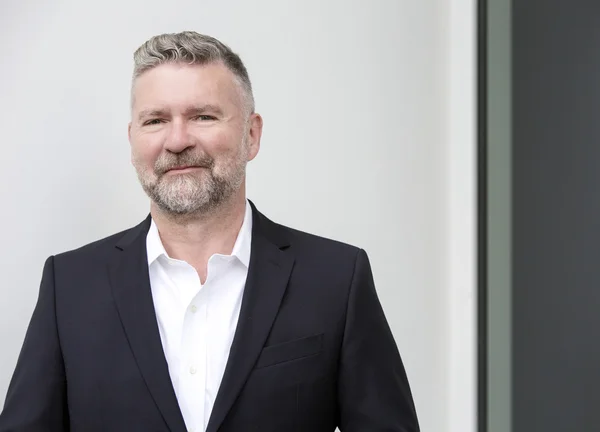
513, 1, 600, 431
0, 1, 476, 431
486, 0, 511, 430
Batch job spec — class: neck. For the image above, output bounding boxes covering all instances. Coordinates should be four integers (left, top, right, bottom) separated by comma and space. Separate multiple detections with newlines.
150, 190, 247, 281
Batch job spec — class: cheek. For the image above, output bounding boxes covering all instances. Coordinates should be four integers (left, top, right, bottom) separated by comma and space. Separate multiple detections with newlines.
200, 129, 243, 163
131, 138, 162, 168
202, 128, 238, 152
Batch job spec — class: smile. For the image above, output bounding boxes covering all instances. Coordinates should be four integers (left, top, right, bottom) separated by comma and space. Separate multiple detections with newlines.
166, 166, 204, 173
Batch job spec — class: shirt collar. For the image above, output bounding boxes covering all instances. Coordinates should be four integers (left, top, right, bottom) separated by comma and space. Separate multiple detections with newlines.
146, 199, 253, 268
146, 217, 167, 266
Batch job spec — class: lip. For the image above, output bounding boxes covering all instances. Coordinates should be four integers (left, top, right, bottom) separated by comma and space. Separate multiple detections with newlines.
166, 166, 203, 173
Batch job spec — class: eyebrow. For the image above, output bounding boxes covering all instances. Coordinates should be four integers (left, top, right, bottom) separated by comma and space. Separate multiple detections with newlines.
137, 105, 225, 122
137, 109, 167, 122
185, 105, 224, 117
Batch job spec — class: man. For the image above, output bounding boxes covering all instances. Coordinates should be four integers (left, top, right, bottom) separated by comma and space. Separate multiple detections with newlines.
0, 31, 419, 431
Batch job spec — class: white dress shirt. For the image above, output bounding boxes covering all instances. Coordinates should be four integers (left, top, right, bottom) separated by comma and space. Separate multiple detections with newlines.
146, 200, 252, 432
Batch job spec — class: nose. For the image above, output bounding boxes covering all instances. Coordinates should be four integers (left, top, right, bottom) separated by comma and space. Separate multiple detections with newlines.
164, 119, 195, 153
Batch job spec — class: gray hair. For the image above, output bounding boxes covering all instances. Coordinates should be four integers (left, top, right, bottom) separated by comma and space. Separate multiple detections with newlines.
131, 31, 255, 114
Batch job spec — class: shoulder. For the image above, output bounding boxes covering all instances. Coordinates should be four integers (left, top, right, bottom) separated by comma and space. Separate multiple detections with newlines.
257, 210, 365, 274
279, 221, 361, 257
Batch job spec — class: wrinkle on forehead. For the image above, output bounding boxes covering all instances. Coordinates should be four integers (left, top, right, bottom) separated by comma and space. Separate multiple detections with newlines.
130, 62, 251, 118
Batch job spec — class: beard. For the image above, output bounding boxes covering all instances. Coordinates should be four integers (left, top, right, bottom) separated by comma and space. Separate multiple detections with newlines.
133, 142, 247, 216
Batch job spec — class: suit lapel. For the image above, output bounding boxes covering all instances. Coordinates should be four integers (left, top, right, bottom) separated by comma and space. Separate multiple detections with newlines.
108, 216, 187, 432
206, 204, 295, 432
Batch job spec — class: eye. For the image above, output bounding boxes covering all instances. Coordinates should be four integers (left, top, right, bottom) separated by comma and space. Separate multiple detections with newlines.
193, 115, 217, 121
143, 119, 164, 126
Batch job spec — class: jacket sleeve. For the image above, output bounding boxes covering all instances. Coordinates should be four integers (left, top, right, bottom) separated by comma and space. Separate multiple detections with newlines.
337, 249, 420, 432
0, 256, 69, 431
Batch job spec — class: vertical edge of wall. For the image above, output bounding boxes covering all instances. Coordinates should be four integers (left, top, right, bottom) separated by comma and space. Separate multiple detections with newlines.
477, 0, 488, 430
486, 0, 512, 430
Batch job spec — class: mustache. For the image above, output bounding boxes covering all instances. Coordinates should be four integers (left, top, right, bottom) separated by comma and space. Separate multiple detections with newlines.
154, 151, 214, 175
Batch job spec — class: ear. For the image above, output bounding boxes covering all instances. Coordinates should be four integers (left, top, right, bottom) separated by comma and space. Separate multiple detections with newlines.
128, 122, 134, 165
246, 113, 263, 161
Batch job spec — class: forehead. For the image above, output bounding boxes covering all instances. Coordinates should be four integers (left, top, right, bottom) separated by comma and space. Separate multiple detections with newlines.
131, 62, 243, 113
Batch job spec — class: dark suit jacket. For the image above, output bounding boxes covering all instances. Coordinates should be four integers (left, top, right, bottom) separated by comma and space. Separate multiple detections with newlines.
0, 201, 419, 431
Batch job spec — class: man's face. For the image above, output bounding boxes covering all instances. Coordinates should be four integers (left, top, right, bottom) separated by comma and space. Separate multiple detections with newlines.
128, 62, 261, 215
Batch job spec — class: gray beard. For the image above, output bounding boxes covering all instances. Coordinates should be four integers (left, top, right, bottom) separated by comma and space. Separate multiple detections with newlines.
133, 138, 249, 216
138, 165, 244, 216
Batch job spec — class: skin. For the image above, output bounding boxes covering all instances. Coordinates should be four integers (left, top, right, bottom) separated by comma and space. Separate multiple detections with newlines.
128, 61, 263, 283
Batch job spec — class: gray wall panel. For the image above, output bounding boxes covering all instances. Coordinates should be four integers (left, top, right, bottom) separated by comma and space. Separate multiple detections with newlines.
513, 1, 600, 430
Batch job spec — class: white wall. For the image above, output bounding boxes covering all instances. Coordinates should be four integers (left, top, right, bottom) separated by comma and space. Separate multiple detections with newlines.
447, 0, 477, 430
0, 1, 476, 431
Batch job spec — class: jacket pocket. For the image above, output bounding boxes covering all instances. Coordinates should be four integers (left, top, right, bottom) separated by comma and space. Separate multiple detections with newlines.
255, 333, 324, 369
